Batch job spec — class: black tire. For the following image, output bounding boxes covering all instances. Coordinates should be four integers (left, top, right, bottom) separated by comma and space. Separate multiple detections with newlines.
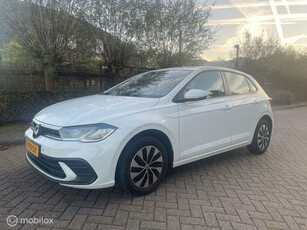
248, 119, 272, 154
117, 136, 168, 196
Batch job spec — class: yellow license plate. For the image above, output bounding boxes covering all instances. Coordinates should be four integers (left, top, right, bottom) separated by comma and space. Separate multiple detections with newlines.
25, 139, 39, 157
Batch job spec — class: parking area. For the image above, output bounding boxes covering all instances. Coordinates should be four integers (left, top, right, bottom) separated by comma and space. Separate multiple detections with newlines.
0, 107, 306, 230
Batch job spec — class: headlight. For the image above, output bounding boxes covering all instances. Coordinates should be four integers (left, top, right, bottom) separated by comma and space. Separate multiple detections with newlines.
59, 124, 117, 142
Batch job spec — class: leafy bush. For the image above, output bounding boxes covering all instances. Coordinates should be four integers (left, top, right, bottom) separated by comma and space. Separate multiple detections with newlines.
271, 91, 294, 105
0, 91, 97, 125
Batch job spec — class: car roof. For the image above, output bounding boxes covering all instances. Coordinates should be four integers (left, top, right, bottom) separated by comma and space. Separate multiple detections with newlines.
154, 66, 242, 73
153, 66, 249, 75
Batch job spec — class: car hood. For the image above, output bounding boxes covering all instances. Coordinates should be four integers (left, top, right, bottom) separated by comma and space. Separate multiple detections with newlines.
34, 94, 159, 127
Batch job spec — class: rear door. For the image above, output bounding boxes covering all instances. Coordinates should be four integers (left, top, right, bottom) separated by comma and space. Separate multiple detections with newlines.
177, 71, 232, 160
222, 71, 259, 145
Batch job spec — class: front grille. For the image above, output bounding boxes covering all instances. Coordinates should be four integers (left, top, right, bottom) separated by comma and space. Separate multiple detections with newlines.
26, 152, 98, 185
31, 121, 61, 139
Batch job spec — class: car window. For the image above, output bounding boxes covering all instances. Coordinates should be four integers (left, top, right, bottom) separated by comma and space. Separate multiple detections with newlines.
224, 72, 250, 95
184, 71, 225, 98
103, 70, 191, 98
246, 77, 257, 93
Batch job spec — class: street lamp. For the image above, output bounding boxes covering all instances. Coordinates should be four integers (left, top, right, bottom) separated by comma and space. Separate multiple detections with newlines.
234, 44, 239, 69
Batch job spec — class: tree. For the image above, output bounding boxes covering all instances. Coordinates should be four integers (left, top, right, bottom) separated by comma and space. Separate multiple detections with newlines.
3, 0, 90, 91
232, 31, 307, 101
233, 31, 281, 75
87, 0, 215, 73
0, 0, 7, 64
87, 0, 142, 84
0, 40, 28, 62
140, 0, 215, 68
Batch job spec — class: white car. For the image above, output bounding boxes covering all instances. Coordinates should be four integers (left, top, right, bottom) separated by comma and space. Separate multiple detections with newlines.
25, 67, 273, 195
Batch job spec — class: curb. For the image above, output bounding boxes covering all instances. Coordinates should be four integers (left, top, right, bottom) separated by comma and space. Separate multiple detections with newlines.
0, 139, 24, 146
272, 103, 307, 111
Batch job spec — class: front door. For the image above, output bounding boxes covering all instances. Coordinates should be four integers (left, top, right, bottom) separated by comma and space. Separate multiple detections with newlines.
177, 71, 232, 160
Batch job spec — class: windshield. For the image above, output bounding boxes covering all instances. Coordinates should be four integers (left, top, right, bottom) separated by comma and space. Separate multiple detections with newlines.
103, 70, 191, 98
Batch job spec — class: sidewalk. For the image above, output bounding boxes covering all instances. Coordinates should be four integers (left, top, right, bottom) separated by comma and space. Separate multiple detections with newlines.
1, 102, 307, 146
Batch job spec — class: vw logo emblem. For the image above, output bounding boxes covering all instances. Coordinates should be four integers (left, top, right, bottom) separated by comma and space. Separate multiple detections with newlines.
33, 124, 41, 138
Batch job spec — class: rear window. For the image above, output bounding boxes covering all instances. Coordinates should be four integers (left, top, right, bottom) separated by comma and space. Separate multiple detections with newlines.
246, 77, 257, 93
224, 72, 250, 95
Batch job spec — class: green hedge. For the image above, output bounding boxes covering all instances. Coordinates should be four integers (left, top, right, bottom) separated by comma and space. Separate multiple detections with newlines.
271, 90, 295, 105
0, 91, 97, 125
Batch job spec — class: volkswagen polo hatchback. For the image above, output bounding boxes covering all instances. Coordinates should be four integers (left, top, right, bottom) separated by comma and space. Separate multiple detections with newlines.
25, 67, 273, 195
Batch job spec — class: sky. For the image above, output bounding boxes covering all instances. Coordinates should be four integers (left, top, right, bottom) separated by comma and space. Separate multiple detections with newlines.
201, 0, 307, 61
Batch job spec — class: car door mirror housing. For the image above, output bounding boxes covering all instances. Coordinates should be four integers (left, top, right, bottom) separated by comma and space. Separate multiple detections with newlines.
183, 89, 209, 101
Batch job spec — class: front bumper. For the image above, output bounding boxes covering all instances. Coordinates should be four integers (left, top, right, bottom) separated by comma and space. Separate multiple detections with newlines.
25, 125, 128, 189
26, 152, 97, 185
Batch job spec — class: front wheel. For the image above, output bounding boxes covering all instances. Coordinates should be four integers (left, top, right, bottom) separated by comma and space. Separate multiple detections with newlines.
117, 136, 168, 196
248, 119, 272, 154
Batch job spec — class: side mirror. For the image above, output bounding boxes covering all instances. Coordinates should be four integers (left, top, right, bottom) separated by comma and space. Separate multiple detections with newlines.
184, 89, 209, 101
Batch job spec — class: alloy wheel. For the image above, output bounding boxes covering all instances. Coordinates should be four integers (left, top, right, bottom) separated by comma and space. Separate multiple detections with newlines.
130, 146, 163, 189
257, 124, 270, 150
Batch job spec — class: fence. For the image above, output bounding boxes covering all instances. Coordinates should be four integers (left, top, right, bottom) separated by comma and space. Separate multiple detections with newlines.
0, 73, 111, 92
0, 65, 151, 92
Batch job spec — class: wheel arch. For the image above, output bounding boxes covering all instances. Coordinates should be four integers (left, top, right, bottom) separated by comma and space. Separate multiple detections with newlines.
115, 129, 174, 184
260, 114, 273, 128
249, 112, 273, 144
248, 113, 273, 154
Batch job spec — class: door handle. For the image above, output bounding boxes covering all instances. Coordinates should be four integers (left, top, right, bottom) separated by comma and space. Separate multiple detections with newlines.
223, 105, 231, 111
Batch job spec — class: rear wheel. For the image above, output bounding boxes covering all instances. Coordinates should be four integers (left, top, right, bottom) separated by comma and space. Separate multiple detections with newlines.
248, 119, 272, 154
117, 136, 168, 196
